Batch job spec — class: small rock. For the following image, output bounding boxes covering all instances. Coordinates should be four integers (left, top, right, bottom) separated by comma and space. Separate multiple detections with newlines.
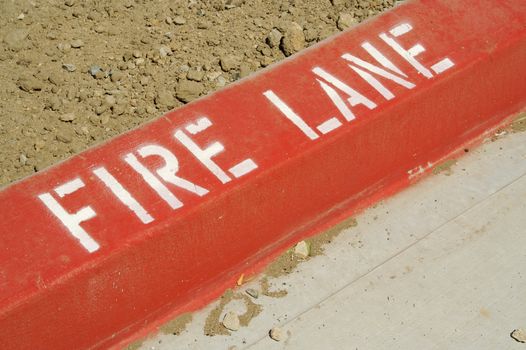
155, 91, 177, 109
93, 25, 106, 34
71, 39, 84, 48
245, 288, 259, 299
197, 21, 210, 29
89, 65, 102, 76
220, 55, 239, 72
17, 13, 25, 20
269, 327, 285, 342
186, 69, 205, 82
159, 45, 172, 58
59, 113, 76, 122
64, 0, 75, 6
17, 76, 42, 92
19, 154, 27, 165
48, 72, 62, 85
95, 104, 109, 115
176, 80, 203, 103
4, 28, 29, 51
337, 13, 357, 31
104, 95, 116, 106
110, 70, 123, 82
266, 28, 282, 48
222, 311, 240, 331
511, 329, 526, 343
165, 16, 173, 24
215, 75, 227, 87
47, 96, 61, 111
62, 63, 76, 72
294, 240, 310, 259
239, 63, 252, 78
280, 22, 305, 56
173, 16, 186, 25
56, 131, 73, 143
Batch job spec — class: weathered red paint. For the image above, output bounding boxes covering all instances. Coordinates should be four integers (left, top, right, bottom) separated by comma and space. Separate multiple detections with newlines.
0, 0, 525, 348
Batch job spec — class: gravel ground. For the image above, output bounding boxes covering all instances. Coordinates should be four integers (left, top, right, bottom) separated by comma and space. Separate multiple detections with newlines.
0, 0, 397, 187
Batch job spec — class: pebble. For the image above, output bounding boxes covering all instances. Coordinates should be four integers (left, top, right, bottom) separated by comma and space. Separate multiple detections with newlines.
245, 288, 259, 299
104, 95, 116, 106
337, 13, 357, 30
155, 91, 177, 109
70, 39, 84, 48
64, 0, 75, 6
159, 46, 172, 58
89, 65, 105, 79
59, 65, 74, 76
4, 29, 29, 51
215, 75, 227, 87
17, 76, 43, 92
47, 96, 61, 111
19, 154, 28, 165
110, 70, 123, 82
186, 69, 205, 82
266, 28, 283, 48
220, 55, 239, 72
17, 13, 25, 20
197, 21, 210, 29
173, 16, 186, 25
294, 240, 310, 259
239, 63, 252, 78
56, 131, 73, 143
176, 80, 203, 103
222, 311, 240, 331
511, 329, 526, 343
269, 327, 285, 342
280, 22, 305, 56
59, 113, 76, 122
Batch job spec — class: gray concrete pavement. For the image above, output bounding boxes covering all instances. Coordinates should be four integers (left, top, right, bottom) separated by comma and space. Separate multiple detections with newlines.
139, 128, 526, 350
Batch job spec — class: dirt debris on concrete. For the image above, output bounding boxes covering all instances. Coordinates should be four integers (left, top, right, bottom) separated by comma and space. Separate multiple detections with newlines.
203, 289, 263, 336
432, 159, 457, 176
511, 329, 526, 343
159, 312, 193, 336
511, 112, 526, 133
265, 216, 358, 278
269, 326, 286, 342
0, 0, 398, 187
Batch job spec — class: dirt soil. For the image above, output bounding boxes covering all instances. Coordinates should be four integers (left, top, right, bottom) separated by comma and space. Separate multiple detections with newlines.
0, 0, 397, 187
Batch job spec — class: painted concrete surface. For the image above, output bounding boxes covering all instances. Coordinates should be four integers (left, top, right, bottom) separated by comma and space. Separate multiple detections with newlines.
139, 129, 526, 350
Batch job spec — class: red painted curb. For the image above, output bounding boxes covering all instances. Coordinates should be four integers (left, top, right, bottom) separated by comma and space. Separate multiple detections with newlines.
1, 0, 525, 348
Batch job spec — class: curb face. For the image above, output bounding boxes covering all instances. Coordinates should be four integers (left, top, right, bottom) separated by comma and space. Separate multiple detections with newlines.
1, 0, 525, 348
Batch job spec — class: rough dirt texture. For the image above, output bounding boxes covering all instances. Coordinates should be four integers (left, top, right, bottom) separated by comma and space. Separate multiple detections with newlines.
0, 0, 398, 188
